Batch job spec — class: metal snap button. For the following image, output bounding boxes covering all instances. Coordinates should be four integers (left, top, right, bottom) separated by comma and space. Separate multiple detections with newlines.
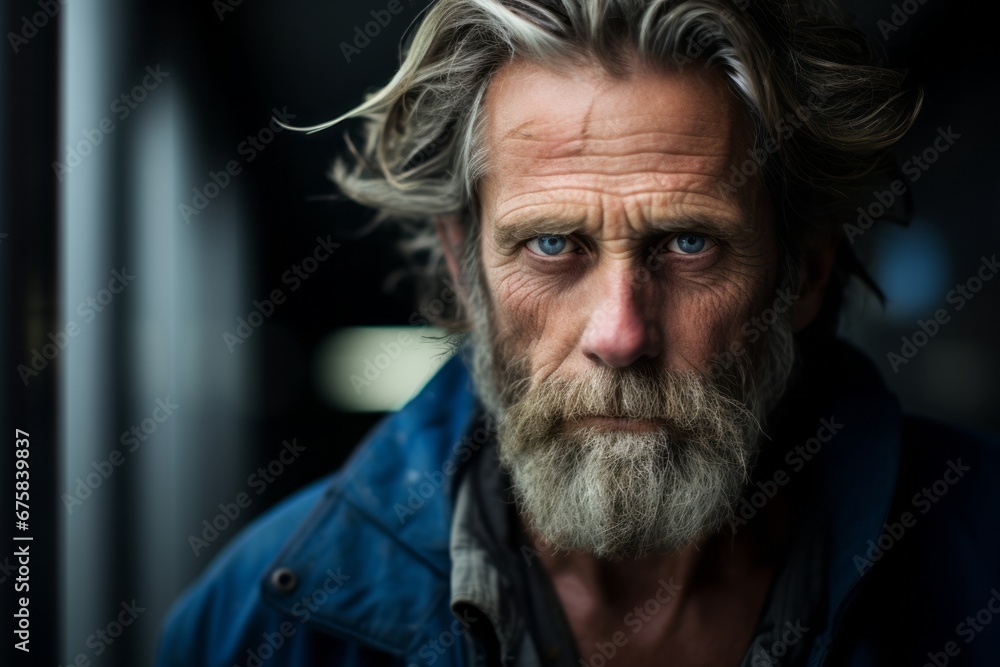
270, 567, 298, 593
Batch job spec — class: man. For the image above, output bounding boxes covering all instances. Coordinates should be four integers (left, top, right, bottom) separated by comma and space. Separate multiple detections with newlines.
158, 1, 1000, 665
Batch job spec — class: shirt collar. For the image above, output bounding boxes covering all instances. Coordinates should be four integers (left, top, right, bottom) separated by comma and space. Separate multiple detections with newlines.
448, 437, 522, 663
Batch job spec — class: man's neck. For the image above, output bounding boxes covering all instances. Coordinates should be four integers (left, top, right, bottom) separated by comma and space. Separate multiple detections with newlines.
526, 509, 787, 666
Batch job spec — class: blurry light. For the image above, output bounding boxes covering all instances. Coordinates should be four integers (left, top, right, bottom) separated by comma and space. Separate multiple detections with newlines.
872, 219, 951, 318
315, 326, 454, 412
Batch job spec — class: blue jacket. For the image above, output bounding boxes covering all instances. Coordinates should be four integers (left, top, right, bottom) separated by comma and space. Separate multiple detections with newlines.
157, 345, 1000, 666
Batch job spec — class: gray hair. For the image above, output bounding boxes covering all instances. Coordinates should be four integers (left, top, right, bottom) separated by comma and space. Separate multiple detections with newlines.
304, 0, 921, 329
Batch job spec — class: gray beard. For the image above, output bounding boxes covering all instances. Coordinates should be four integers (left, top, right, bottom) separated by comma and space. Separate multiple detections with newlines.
458, 249, 796, 559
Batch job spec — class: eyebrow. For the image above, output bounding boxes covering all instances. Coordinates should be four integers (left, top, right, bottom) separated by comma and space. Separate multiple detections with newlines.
492, 213, 748, 248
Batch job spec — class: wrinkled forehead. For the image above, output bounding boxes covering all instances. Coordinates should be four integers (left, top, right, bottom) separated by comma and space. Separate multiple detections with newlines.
474, 57, 767, 228
481, 57, 756, 174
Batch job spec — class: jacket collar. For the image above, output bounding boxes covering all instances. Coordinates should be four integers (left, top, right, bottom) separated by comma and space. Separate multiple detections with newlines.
259, 342, 902, 663
260, 349, 485, 659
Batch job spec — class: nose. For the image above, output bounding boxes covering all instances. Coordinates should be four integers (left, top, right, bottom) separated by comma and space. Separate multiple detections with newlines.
580, 267, 661, 368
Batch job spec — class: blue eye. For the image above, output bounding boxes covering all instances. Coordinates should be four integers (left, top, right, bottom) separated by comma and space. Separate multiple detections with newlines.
666, 234, 714, 255
527, 235, 576, 256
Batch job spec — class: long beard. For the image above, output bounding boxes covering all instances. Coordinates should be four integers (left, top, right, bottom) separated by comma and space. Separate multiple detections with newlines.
459, 249, 796, 559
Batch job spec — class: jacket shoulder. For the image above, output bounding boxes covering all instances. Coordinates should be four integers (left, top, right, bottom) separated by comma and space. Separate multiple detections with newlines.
156, 474, 325, 666
155, 474, 382, 666
156, 352, 479, 666
828, 414, 1000, 665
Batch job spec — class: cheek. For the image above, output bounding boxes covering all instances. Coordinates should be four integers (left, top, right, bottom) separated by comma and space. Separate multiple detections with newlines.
658, 261, 778, 370
485, 259, 586, 370
666, 297, 748, 372
658, 288, 743, 370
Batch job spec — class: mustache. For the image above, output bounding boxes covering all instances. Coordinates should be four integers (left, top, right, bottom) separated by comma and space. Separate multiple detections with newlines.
500, 359, 760, 442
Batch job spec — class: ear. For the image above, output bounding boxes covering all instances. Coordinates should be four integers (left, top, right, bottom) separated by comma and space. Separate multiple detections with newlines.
790, 234, 839, 332
434, 213, 466, 285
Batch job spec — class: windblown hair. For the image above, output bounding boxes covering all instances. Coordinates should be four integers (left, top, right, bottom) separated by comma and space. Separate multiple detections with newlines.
304, 0, 921, 331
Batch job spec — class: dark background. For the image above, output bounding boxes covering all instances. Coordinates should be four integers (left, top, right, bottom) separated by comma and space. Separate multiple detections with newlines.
1, 0, 997, 665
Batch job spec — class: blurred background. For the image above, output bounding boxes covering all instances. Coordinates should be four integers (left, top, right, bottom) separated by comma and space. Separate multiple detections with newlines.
1, 0, 997, 664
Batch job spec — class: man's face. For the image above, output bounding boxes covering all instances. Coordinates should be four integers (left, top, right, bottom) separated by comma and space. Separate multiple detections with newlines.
478, 59, 778, 385
464, 58, 794, 558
